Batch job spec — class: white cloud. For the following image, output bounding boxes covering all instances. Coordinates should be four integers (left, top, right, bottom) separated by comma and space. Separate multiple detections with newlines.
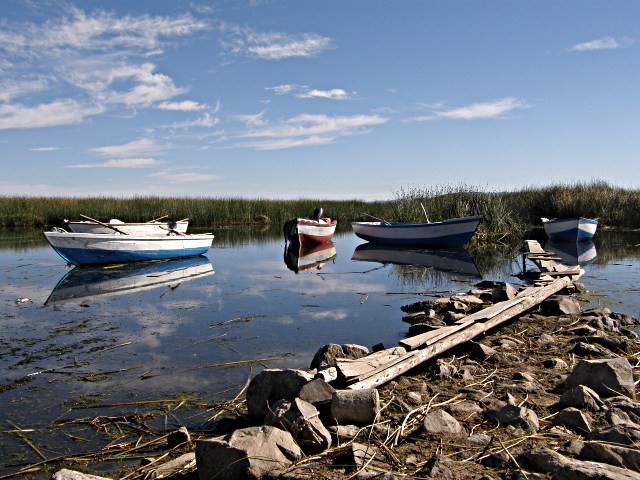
91, 138, 166, 158
104, 66, 187, 107
0, 100, 104, 130
0, 8, 207, 55
30, 147, 65, 152
241, 113, 387, 150
157, 101, 207, 111
163, 113, 219, 129
245, 136, 334, 151
568, 36, 633, 52
410, 97, 529, 122
0, 8, 208, 127
233, 110, 268, 127
67, 158, 159, 168
268, 84, 353, 100
0, 78, 48, 102
220, 23, 333, 60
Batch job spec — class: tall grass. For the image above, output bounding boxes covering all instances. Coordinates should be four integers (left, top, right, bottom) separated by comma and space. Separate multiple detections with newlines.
1, 181, 639, 235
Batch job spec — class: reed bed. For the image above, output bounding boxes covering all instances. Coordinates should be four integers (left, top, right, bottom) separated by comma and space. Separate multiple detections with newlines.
1, 181, 638, 236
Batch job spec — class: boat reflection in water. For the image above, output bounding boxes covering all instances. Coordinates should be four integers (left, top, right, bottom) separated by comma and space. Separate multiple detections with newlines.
284, 241, 337, 273
545, 240, 598, 267
351, 243, 481, 279
45, 256, 214, 306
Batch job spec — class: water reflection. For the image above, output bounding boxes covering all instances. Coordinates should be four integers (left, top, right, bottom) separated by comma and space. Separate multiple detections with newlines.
45, 256, 214, 305
351, 243, 481, 279
545, 240, 598, 266
283, 241, 337, 273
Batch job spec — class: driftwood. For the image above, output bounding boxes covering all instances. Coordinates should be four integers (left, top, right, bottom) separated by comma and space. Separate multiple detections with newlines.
339, 240, 583, 391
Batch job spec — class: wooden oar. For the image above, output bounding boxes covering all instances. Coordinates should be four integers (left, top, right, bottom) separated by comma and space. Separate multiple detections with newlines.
147, 215, 169, 223
80, 214, 128, 235
363, 213, 392, 225
420, 203, 430, 223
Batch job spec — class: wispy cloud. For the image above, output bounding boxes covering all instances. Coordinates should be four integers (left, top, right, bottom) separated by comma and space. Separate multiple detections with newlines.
30, 146, 66, 152
568, 36, 633, 52
242, 113, 387, 150
233, 110, 268, 127
162, 113, 219, 130
91, 138, 167, 158
409, 97, 530, 122
0, 8, 208, 128
219, 23, 333, 60
157, 101, 208, 112
0, 100, 104, 130
67, 158, 159, 168
0, 7, 207, 55
0, 78, 48, 102
268, 84, 354, 100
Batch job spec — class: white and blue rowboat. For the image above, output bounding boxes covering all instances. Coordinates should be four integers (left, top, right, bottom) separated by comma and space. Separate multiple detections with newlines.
541, 217, 598, 242
351, 215, 482, 247
43, 229, 213, 266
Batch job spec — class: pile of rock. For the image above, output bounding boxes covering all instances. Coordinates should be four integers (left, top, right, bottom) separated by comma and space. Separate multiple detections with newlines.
50, 279, 640, 480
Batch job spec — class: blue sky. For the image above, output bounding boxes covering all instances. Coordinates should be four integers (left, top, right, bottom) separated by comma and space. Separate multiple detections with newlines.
1, 1, 638, 200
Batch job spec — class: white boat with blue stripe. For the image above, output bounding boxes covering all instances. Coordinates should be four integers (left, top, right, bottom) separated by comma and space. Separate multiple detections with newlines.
541, 217, 598, 242
44, 228, 213, 266
351, 215, 482, 247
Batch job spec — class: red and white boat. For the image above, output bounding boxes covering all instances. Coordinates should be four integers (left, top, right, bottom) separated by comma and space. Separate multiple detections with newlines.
283, 207, 337, 245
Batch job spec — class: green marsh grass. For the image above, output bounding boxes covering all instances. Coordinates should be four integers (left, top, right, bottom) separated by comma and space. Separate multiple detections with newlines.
1, 182, 638, 240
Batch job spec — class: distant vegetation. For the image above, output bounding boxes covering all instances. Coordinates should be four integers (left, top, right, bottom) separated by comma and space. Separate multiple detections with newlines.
1, 181, 638, 241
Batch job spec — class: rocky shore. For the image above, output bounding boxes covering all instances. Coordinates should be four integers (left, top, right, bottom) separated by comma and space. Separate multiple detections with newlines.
50, 264, 639, 479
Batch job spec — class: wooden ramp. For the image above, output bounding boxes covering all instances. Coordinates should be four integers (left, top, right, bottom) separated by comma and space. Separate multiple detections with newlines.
339, 240, 583, 390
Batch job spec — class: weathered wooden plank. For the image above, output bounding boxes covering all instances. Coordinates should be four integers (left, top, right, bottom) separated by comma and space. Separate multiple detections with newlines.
336, 347, 406, 380
399, 324, 468, 351
346, 274, 577, 390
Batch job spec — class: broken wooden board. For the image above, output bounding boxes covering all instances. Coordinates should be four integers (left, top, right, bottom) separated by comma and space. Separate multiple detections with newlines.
346, 273, 578, 390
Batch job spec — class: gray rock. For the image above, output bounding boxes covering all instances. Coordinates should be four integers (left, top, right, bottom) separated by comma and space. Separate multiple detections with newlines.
423, 409, 463, 435
491, 282, 518, 302
51, 470, 111, 480
563, 357, 635, 399
196, 425, 302, 480
541, 296, 582, 316
245, 368, 313, 420
448, 401, 483, 418
568, 440, 640, 472
470, 342, 497, 360
167, 426, 190, 448
559, 385, 605, 412
586, 425, 640, 446
544, 357, 569, 369
298, 378, 336, 406
484, 404, 539, 433
552, 407, 593, 434
147, 452, 195, 480
331, 389, 380, 425
518, 447, 638, 479
310, 343, 369, 370
569, 341, 613, 357
265, 398, 332, 453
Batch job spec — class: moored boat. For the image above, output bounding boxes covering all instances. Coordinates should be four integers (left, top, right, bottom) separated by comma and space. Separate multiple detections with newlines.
351, 215, 482, 247
541, 217, 598, 242
283, 207, 337, 245
65, 215, 189, 235
43, 229, 213, 266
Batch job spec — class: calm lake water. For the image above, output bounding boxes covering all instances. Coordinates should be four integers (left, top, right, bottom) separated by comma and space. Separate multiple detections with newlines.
1, 227, 639, 475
